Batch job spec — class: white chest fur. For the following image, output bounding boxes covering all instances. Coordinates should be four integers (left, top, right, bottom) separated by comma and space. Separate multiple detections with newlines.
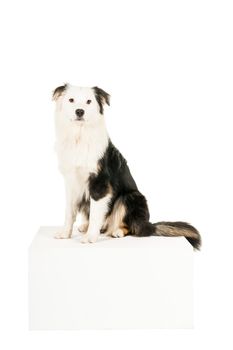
55, 119, 109, 175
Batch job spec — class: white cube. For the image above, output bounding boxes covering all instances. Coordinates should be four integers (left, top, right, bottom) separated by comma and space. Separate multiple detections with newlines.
29, 227, 193, 329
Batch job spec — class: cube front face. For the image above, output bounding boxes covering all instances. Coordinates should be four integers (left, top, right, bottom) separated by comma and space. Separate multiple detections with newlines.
29, 227, 193, 330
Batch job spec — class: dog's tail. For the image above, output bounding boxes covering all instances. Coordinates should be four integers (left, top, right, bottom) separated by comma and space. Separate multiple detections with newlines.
153, 221, 201, 250
135, 221, 201, 250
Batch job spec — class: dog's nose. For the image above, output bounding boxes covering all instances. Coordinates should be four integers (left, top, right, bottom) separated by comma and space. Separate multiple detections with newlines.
75, 109, 85, 118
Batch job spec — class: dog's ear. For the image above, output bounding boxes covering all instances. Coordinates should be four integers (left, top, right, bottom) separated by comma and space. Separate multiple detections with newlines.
93, 86, 110, 114
52, 84, 68, 101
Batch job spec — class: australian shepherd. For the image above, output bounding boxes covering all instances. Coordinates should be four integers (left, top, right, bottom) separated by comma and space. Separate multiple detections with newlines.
53, 84, 201, 249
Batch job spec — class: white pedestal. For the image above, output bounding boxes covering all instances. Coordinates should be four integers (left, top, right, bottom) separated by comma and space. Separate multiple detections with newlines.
29, 227, 193, 329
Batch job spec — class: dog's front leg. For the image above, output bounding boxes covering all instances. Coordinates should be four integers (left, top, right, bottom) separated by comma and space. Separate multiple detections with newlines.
81, 194, 111, 243
55, 178, 78, 239
78, 212, 89, 233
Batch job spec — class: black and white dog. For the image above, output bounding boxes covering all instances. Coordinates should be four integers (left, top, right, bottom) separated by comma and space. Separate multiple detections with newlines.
53, 84, 201, 249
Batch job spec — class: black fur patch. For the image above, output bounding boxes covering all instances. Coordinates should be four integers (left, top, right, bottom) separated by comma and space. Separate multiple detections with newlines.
97, 141, 137, 194
121, 191, 151, 236
89, 171, 110, 201
93, 86, 110, 114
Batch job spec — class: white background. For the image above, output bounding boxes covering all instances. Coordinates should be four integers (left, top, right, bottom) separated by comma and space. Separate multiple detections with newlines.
0, 0, 233, 348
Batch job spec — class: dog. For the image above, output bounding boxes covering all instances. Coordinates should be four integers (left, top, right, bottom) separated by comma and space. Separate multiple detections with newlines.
53, 84, 201, 248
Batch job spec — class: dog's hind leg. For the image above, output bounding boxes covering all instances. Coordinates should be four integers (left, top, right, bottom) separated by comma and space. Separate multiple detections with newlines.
104, 197, 129, 238
111, 226, 129, 238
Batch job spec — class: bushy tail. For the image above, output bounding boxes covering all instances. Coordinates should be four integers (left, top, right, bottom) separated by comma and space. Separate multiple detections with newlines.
134, 221, 201, 250
153, 221, 201, 250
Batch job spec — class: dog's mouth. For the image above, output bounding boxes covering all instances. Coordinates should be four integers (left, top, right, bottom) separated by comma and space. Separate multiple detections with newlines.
72, 116, 84, 122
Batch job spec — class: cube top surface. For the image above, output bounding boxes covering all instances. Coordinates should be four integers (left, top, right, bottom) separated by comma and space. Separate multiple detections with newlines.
30, 226, 193, 252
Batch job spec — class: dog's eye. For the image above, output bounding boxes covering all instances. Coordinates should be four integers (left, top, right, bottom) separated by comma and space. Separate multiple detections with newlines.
87, 100, 92, 104
69, 98, 74, 103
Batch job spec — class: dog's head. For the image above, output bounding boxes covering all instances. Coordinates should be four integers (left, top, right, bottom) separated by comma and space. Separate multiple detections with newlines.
53, 84, 110, 124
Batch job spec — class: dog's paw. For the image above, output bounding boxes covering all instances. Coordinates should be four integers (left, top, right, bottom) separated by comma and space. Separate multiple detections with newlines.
88, 235, 98, 243
54, 231, 71, 239
112, 228, 125, 238
80, 235, 89, 244
80, 234, 98, 244
78, 223, 89, 233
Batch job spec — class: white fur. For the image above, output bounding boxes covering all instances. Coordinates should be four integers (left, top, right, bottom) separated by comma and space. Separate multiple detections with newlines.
80, 194, 112, 243
54, 85, 110, 242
